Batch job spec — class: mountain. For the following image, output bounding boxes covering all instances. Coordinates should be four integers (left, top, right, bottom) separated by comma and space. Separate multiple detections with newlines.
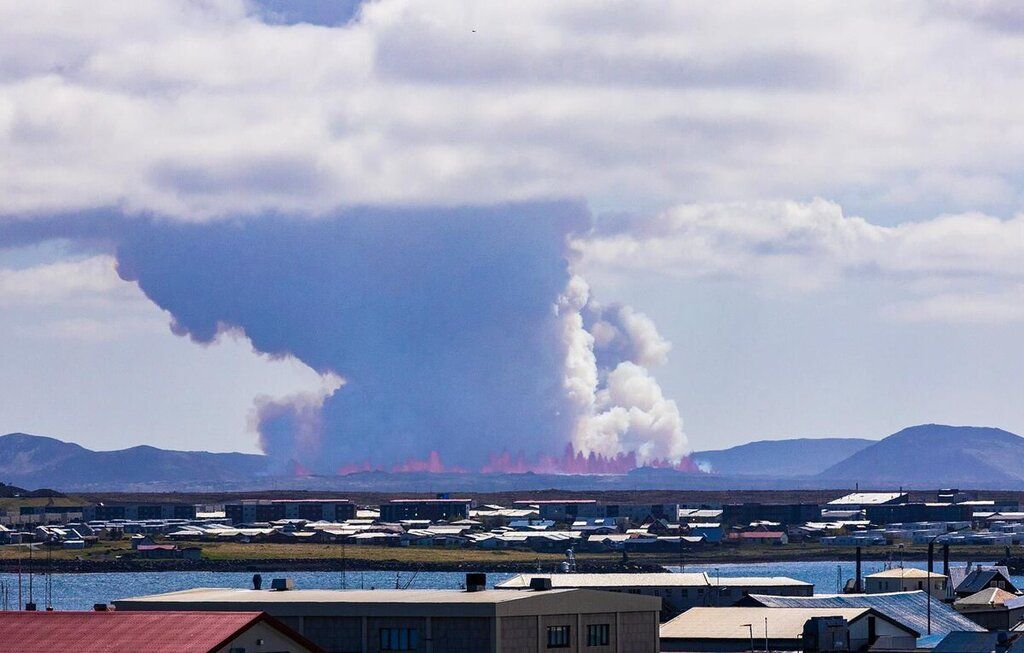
692, 438, 874, 477
817, 424, 1024, 488
0, 433, 271, 490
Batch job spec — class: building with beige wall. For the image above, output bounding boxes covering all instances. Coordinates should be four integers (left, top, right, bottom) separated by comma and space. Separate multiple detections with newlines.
114, 585, 660, 653
864, 568, 947, 598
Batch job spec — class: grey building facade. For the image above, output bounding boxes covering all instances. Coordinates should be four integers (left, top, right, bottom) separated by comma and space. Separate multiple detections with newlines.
114, 586, 660, 653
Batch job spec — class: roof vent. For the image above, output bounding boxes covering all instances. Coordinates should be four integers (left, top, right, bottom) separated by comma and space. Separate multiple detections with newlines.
529, 577, 553, 592
93, 603, 109, 612
466, 573, 486, 592
270, 578, 295, 591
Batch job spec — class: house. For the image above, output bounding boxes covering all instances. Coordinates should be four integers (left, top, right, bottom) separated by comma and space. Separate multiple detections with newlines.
224, 499, 356, 524
659, 606, 918, 652
0, 610, 322, 653
865, 568, 947, 598
743, 590, 984, 640
954, 588, 1024, 631
687, 522, 724, 543
956, 567, 1021, 598
497, 572, 812, 616
735, 530, 788, 545
135, 543, 202, 560
379, 498, 472, 522
114, 582, 661, 653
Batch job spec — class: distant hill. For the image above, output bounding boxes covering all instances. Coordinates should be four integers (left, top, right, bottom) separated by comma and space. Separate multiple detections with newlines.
817, 424, 1024, 488
692, 438, 874, 477
0, 433, 270, 490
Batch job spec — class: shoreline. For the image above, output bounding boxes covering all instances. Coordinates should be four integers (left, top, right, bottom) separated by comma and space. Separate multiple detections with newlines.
0, 548, 1006, 575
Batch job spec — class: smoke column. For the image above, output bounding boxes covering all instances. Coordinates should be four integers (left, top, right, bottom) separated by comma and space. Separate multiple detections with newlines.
115, 202, 692, 473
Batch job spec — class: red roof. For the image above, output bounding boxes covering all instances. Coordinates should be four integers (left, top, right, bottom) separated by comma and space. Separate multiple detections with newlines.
0, 610, 320, 653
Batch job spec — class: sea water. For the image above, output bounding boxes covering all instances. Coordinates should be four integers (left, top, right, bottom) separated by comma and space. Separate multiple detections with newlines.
0, 561, 1018, 611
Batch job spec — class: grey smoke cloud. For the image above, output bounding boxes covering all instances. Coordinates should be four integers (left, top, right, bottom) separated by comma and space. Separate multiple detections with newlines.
114, 202, 689, 472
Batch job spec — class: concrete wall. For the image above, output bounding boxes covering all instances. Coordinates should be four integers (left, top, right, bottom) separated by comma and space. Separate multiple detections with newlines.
619, 611, 658, 653
302, 615, 363, 653
431, 616, 491, 653
500, 615, 539, 653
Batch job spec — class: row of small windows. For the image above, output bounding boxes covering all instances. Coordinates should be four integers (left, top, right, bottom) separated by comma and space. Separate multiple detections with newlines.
378, 623, 613, 650
547, 624, 612, 648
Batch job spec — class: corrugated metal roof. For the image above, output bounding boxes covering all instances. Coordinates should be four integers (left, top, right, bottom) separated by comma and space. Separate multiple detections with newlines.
955, 587, 1019, 608
747, 590, 984, 636
660, 607, 870, 640
0, 611, 303, 653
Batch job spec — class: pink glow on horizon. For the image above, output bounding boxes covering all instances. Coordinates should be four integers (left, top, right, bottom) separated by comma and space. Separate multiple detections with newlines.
332, 444, 700, 476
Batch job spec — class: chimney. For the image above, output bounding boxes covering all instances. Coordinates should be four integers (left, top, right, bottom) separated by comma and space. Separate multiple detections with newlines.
854, 547, 862, 593
529, 577, 553, 592
465, 573, 486, 592
270, 578, 294, 591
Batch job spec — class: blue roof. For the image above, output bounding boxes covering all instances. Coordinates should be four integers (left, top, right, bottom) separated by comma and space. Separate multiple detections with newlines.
747, 591, 984, 638
933, 631, 1024, 652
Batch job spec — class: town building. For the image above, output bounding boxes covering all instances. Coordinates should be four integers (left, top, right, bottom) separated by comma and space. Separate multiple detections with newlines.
379, 498, 472, 522
496, 572, 812, 616
659, 606, 918, 652
83, 502, 197, 521
866, 502, 975, 524
744, 590, 984, 640
115, 583, 661, 653
954, 588, 1024, 631
0, 610, 321, 653
513, 499, 602, 522
864, 568, 948, 598
827, 492, 909, 510
955, 567, 1020, 598
224, 499, 356, 524
720, 503, 821, 526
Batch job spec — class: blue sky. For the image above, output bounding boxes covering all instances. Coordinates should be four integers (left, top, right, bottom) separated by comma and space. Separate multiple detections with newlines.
2, 1, 1024, 459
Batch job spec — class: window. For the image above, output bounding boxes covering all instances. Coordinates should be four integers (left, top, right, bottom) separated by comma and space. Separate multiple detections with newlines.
547, 625, 570, 648
379, 628, 419, 651
586, 624, 610, 646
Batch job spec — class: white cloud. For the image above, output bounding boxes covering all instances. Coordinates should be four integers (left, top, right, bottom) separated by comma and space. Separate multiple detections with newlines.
2, 2, 1024, 219
579, 199, 1024, 322
0, 255, 140, 306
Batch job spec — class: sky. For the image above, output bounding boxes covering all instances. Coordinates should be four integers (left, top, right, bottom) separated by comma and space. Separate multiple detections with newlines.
1, 1, 1024, 461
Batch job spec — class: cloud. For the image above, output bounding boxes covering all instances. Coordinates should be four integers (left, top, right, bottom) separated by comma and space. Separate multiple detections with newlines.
0, 255, 140, 307
3, 1, 1024, 221
580, 199, 1024, 321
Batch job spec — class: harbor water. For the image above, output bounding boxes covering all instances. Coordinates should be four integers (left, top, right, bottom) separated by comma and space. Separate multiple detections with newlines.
1, 561, 1020, 611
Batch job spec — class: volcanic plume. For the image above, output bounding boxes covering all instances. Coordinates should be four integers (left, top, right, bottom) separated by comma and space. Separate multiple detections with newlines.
115, 202, 691, 474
